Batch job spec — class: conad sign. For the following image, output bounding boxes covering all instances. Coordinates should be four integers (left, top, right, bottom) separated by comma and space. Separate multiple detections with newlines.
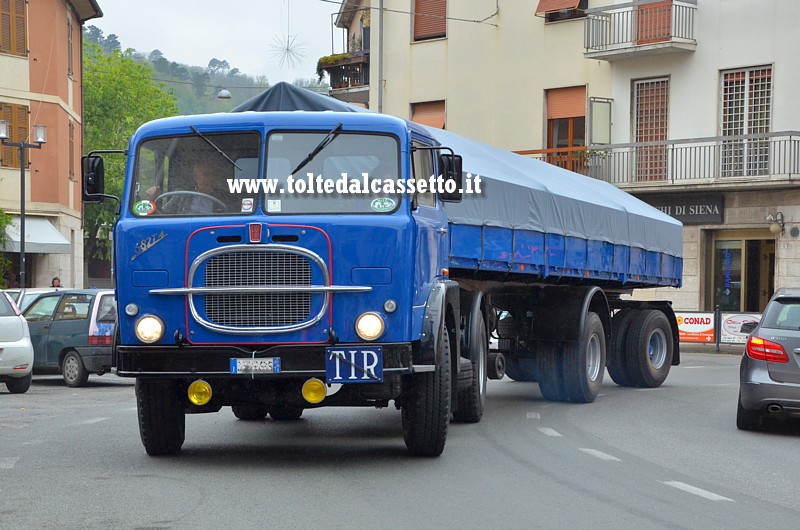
676, 312, 714, 343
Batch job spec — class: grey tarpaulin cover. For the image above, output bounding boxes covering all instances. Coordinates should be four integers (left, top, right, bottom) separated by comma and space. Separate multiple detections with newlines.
232, 82, 683, 258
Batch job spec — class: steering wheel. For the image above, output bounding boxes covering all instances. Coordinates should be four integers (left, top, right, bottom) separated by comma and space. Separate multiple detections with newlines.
153, 191, 227, 213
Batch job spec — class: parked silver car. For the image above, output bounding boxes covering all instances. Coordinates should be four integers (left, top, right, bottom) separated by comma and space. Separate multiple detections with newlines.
0, 292, 34, 393
737, 288, 800, 430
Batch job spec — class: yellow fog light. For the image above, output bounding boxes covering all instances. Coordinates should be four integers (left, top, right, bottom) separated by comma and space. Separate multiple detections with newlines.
135, 315, 164, 344
355, 312, 384, 341
301, 378, 326, 404
187, 379, 212, 405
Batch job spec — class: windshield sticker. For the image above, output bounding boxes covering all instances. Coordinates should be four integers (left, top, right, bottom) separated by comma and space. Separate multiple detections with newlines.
131, 230, 167, 261
267, 199, 282, 213
133, 200, 156, 216
241, 198, 254, 213
370, 197, 396, 213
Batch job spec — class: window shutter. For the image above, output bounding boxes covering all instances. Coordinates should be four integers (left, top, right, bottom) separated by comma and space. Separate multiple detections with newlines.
414, 0, 446, 41
411, 101, 446, 129
535, 0, 580, 15
69, 120, 75, 179
12, 0, 24, 55
16, 105, 28, 167
547, 86, 587, 119
0, 0, 11, 53
0, 104, 12, 167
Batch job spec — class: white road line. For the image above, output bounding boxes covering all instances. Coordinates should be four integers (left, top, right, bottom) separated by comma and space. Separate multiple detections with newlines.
0, 457, 19, 469
662, 481, 734, 502
0, 422, 29, 430
682, 366, 712, 369
710, 383, 737, 387
579, 448, 621, 462
75, 417, 109, 426
538, 427, 562, 437
526, 412, 541, 419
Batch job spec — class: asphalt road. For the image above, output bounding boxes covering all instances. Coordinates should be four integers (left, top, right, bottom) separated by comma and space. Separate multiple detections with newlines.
1, 352, 798, 529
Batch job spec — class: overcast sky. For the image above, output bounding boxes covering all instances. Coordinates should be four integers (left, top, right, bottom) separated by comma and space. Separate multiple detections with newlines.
90, 0, 343, 85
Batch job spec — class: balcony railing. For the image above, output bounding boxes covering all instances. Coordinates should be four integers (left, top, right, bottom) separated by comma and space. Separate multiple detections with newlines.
584, 0, 697, 59
319, 52, 370, 91
520, 132, 800, 188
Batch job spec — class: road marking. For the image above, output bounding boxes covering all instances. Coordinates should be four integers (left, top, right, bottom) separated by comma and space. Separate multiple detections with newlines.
662, 481, 734, 502
0, 422, 29, 430
633, 388, 658, 392
579, 448, 621, 462
710, 383, 737, 387
682, 366, 712, 369
0, 457, 19, 469
23, 439, 44, 445
526, 412, 541, 419
76, 417, 109, 426
538, 427, 562, 437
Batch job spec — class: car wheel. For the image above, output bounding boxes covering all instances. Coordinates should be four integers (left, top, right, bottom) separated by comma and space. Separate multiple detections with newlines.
232, 405, 269, 421
736, 392, 762, 431
6, 373, 32, 394
62, 351, 89, 387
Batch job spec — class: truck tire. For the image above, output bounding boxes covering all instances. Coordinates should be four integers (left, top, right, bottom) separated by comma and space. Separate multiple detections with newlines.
232, 405, 269, 421
625, 309, 673, 388
562, 312, 606, 403
453, 313, 487, 423
5, 373, 32, 394
269, 406, 303, 421
136, 379, 185, 456
62, 350, 89, 388
607, 309, 638, 387
402, 327, 451, 456
537, 342, 567, 402
504, 356, 537, 382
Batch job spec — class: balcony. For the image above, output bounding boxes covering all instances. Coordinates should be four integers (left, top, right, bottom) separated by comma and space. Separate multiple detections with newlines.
521, 132, 800, 193
584, 0, 697, 61
317, 52, 370, 105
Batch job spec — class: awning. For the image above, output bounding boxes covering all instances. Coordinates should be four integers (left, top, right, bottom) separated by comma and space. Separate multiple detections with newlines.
535, 0, 581, 15
3, 217, 71, 254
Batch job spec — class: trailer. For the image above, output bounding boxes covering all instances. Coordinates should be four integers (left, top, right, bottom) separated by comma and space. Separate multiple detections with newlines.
82, 83, 682, 457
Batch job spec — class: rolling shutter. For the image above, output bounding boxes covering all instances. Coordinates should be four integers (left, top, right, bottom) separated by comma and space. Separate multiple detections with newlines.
411, 101, 445, 129
414, 0, 446, 41
547, 86, 586, 119
535, 0, 580, 15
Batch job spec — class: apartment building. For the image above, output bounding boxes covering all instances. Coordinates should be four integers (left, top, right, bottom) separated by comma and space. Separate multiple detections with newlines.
322, 0, 800, 313
0, 0, 101, 288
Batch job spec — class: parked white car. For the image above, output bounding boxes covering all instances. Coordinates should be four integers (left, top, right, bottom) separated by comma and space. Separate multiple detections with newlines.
0, 292, 34, 393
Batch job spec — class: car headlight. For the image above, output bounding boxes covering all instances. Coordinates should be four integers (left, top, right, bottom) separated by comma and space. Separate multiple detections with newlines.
135, 315, 164, 344
355, 312, 385, 341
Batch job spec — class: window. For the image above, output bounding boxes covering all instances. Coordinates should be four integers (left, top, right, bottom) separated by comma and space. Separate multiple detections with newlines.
413, 0, 446, 41
633, 77, 669, 181
720, 66, 772, 177
412, 143, 436, 208
535, 0, 588, 23
0, 0, 26, 56
67, 15, 73, 76
545, 86, 586, 173
55, 294, 91, 321
411, 101, 445, 129
0, 102, 29, 168
96, 295, 117, 323
24, 295, 60, 322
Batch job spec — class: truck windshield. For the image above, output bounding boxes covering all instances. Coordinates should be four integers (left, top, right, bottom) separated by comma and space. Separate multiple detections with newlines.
265, 131, 400, 214
130, 131, 261, 217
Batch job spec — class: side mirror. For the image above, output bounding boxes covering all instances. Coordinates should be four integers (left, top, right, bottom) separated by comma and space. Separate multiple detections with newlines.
439, 153, 463, 203
82, 155, 105, 203
739, 321, 758, 334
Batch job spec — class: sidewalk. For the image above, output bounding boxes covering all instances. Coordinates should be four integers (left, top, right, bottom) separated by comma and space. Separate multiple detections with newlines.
679, 342, 743, 356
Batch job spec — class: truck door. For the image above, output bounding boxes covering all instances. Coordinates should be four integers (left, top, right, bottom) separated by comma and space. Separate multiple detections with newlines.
24, 294, 62, 370
411, 141, 448, 305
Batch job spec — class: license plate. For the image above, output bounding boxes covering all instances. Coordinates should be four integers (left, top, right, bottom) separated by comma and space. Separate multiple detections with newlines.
230, 358, 281, 374
325, 346, 383, 384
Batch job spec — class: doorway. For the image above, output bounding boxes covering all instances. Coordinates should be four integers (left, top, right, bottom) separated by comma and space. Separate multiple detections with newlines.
710, 232, 775, 312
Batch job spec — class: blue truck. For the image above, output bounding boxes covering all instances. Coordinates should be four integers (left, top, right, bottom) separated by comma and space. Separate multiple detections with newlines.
82, 84, 682, 457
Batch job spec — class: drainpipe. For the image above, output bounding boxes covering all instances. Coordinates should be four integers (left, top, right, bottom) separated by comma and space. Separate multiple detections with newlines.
378, 0, 384, 113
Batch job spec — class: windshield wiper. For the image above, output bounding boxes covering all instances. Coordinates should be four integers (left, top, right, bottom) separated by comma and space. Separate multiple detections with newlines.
189, 125, 242, 171
290, 123, 343, 176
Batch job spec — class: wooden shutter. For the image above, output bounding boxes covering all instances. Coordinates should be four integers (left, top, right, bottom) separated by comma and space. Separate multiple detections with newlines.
1, 0, 11, 53
414, 0, 446, 41
535, 0, 580, 15
0, 0, 25, 56
0, 103, 29, 168
411, 101, 445, 129
69, 120, 75, 179
547, 86, 586, 119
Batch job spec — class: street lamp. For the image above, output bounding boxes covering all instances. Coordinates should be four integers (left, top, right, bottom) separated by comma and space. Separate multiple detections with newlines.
0, 120, 46, 288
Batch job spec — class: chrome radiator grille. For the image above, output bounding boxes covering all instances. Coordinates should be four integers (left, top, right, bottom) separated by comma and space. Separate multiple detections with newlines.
203, 251, 312, 327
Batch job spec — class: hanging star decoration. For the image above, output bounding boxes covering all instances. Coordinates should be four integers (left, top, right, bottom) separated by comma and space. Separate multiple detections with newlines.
268, 33, 306, 69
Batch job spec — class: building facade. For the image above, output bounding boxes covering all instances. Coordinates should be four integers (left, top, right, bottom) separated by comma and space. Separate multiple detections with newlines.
325, 0, 800, 313
0, 0, 101, 288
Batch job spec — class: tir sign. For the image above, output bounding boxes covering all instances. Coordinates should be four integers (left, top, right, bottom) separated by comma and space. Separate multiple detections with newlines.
249, 223, 262, 243
325, 347, 384, 383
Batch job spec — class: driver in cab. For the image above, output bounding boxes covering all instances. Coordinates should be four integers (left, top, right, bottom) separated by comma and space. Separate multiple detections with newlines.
149, 159, 228, 214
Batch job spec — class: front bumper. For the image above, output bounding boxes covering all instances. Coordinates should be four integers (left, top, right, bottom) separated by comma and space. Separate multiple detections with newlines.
740, 355, 800, 414
116, 342, 428, 378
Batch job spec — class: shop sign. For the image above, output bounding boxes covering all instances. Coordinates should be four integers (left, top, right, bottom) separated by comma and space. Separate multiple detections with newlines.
638, 194, 724, 224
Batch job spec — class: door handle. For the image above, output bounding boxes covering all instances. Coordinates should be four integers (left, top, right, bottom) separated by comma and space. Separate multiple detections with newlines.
436, 227, 448, 235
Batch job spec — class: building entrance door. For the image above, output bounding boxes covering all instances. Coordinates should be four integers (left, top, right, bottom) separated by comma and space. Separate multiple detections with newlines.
711, 232, 775, 312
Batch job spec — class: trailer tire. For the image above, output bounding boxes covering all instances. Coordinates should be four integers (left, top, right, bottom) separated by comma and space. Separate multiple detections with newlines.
562, 312, 606, 403
607, 309, 638, 387
453, 313, 487, 423
402, 326, 451, 456
136, 379, 185, 456
625, 309, 673, 388
232, 405, 269, 421
504, 357, 538, 382
537, 342, 567, 402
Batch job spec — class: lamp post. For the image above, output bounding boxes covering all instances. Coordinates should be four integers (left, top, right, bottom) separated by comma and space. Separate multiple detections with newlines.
0, 120, 47, 288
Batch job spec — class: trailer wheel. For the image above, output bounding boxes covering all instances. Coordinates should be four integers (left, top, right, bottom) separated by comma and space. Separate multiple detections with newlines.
537, 342, 567, 402
136, 379, 185, 456
607, 309, 638, 387
625, 309, 673, 388
402, 326, 451, 456
562, 312, 606, 403
232, 405, 269, 421
504, 357, 538, 382
453, 313, 487, 423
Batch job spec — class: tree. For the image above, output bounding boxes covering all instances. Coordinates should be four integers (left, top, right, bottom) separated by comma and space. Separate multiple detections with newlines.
83, 43, 179, 260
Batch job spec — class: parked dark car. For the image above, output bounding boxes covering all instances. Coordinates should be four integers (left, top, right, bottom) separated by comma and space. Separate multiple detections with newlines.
23, 289, 116, 387
737, 288, 800, 431
5, 287, 62, 312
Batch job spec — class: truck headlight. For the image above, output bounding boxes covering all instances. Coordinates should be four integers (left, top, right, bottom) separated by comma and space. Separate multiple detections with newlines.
355, 312, 384, 341
135, 315, 164, 344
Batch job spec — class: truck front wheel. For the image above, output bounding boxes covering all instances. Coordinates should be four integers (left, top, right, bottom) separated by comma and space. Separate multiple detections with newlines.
402, 328, 451, 456
136, 379, 185, 456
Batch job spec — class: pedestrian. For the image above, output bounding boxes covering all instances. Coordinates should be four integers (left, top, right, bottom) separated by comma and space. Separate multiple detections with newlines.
51, 276, 61, 288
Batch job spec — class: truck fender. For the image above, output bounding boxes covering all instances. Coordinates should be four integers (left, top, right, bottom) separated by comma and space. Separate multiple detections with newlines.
529, 285, 610, 348
415, 280, 461, 367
